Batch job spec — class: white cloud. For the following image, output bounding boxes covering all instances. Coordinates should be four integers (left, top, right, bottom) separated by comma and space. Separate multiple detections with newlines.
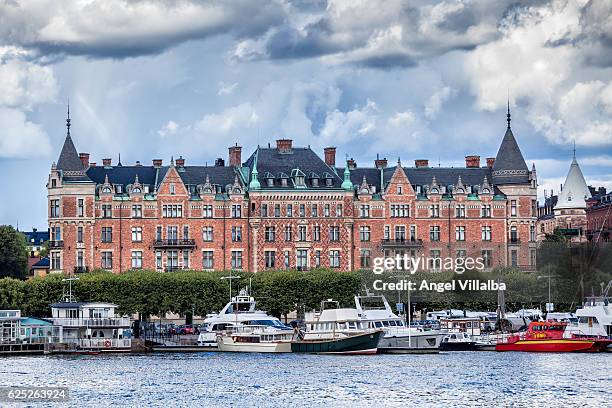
319, 99, 378, 144
0, 57, 57, 109
388, 111, 415, 127
464, 1, 611, 147
157, 120, 179, 137
424, 86, 453, 120
217, 82, 238, 96
194, 103, 259, 135
0, 108, 51, 158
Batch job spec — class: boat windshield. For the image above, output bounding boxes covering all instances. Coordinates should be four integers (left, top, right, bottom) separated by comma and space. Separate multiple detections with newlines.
247, 319, 287, 328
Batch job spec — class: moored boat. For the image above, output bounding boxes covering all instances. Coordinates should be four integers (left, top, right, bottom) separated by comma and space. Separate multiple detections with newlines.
217, 324, 294, 353
292, 300, 383, 354
439, 332, 478, 351
496, 321, 612, 352
355, 295, 444, 353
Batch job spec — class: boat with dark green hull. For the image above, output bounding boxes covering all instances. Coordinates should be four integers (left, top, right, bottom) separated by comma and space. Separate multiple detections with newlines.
291, 330, 383, 354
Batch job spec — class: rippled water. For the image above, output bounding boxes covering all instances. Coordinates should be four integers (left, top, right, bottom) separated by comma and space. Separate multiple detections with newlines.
1, 352, 610, 407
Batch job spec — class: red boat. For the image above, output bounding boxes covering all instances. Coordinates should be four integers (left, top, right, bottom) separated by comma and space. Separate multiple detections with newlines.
496, 321, 612, 352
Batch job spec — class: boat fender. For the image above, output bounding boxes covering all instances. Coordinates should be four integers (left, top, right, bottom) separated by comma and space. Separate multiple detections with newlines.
104, 339, 111, 348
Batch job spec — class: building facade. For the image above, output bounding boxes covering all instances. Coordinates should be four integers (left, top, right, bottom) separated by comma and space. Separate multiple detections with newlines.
537, 154, 591, 242
586, 190, 611, 243
48, 110, 537, 274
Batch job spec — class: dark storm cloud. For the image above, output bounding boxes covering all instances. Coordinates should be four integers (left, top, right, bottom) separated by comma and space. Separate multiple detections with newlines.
0, 0, 287, 59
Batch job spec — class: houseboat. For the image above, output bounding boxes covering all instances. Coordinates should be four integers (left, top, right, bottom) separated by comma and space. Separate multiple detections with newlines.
354, 295, 444, 353
496, 321, 612, 352
50, 301, 131, 352
291, 300, 383, 354
0, 310, 61, 355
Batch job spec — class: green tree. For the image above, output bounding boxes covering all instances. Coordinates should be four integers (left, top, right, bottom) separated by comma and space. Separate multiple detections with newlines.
0, 225, 28, 279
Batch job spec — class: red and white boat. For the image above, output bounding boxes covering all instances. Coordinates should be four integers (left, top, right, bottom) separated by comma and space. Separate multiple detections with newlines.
496, 321, 612, 352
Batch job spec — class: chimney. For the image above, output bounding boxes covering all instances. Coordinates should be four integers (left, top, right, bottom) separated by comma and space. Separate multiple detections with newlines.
486, 157, 495, 168
229, 144, 242, 166
324, 147, 336, 167
175, 156, 185, 167
215, 158, 225, 167
347, 158, 356, 170
415, 159, 429, 168
465, 155, 481, 168
276, 139, 293, 153
375, 154, 388, 169
152, 159, 163, 168
79, 153, 90, 168
102, 158, 112, 167
90, 162, 97, 168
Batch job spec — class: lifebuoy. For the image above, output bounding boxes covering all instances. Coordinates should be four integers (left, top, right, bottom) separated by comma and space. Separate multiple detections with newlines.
104, 339, 112, 348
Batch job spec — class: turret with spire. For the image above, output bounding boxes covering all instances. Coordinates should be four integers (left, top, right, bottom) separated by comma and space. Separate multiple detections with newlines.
55, 103, 90, 181
554, 146, 591, 211
491, 101, 529, 185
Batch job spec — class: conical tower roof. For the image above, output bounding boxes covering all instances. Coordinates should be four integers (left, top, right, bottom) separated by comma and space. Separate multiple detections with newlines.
56, 105, 90, 181
491, 108, 529, 185
554, 157, 591, 210
56, 134, 83, 172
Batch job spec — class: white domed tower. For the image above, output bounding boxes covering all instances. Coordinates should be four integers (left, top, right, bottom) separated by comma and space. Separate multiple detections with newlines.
553, 150, 591, 240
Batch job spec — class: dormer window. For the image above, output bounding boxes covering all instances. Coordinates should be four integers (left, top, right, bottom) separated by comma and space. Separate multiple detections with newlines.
115, 184, 122, 194
291, 169, 306, 188
144, 185, 150, 194
281, 178, 288, 187
279, 172, 289, 187
326, 178, 332, 187
312, 178, 319, 187
102, 186, 112, 194
132, 187, 141, 193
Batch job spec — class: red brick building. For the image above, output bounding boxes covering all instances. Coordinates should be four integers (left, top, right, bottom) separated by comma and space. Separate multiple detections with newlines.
586, 192, 612, 243
48, 109, 537, 274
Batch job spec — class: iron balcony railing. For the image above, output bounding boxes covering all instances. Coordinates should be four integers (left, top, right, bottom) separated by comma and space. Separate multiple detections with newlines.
49, 240, 64, 248
74, 266, 89, 273
509, 238, 521, 245
51, 317, 131, 327
78, 338, 132, 349
381, 238, 423, 247
153, 239, 196, 248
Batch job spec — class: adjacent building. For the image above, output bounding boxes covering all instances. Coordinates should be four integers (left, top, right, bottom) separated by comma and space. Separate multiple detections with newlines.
537, 153, 591, 242
47, 108, 537, 273
586, 190, 611, 243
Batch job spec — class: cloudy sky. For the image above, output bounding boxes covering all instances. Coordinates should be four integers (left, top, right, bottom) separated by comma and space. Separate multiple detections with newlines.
0, 0, 611, 229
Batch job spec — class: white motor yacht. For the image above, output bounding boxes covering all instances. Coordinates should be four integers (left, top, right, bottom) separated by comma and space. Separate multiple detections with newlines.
217, 323, 294, 353
566, 296, 612, 340
355, 295, 444, 353
197, 289, 290, 347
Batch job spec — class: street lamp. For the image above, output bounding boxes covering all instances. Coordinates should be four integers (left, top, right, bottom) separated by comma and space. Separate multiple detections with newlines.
537, 275, 553, 312
220, 273, 240, 300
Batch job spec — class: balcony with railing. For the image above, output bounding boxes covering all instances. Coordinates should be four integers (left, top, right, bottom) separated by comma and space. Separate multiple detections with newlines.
153, 239, 196, 248
79, 338, 132, 349
74, 266, 90, 273
51, 317, 131, 328
509, 238, 521, 245
49, 240, 64, 249
381, 238, 424, 248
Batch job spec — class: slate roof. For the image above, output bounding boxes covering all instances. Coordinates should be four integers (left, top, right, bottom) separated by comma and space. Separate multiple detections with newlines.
31, 257, 50, 269
87, 165, 164, 189
56, 135, 91, 182
176, 166, 238, 189
244, 147, 343, 190
23, 230, 49, 245
491, 127, 529, 185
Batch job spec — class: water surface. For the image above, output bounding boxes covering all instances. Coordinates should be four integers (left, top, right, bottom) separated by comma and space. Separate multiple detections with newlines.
1, 352, 610, 407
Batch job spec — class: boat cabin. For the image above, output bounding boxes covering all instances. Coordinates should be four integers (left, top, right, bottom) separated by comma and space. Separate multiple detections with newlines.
440, 317, 483, 336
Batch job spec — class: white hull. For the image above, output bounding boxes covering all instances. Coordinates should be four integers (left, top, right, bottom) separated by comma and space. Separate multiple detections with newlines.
217, 336, 292, 353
